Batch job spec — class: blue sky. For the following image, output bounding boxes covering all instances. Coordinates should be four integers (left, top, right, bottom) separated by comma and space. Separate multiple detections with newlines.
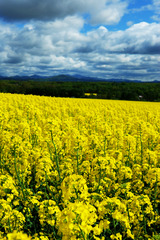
0, 0, 160, 81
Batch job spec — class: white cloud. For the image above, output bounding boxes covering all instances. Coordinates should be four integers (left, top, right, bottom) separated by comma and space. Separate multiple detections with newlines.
127, 21, 134, 26
152, 0, 160, 21
89, 0, 127, 25
0, 18, 160, 80
85, 22, 160, 55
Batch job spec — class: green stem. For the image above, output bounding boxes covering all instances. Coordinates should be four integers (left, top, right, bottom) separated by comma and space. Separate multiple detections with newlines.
0, 145, 4, 173
78, 224, 86, 240
45, 169, 58, 204
153, 174, 158, 214
14, 151, 26, 201
104, 136, 106, 157
139, 126, 143, 165
49, 131, 61, 182
77, 148, 80, 175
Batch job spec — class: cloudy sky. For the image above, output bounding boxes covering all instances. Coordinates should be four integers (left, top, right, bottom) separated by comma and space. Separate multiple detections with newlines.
0, 0, 160, 81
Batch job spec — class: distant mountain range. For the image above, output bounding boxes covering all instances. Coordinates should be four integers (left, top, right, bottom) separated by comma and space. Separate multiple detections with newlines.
0, 74, 159, 83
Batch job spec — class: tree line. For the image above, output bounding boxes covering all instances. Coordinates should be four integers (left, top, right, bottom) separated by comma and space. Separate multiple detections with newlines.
0, 80, 160, 101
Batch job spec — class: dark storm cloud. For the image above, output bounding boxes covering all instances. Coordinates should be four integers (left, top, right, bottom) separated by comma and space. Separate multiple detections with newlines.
112, 43, 160, 55
0, 0, 128, 25
143, 44, 160, 54
0, 0, 77, 21
4, 55, 23, 64
73, 45, 95, 54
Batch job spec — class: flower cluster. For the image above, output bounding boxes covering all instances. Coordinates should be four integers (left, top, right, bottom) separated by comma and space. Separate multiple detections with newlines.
0, 93, 160, 239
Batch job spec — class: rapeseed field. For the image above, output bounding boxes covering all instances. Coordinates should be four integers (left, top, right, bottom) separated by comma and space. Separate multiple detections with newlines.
0, 93, 159, 240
